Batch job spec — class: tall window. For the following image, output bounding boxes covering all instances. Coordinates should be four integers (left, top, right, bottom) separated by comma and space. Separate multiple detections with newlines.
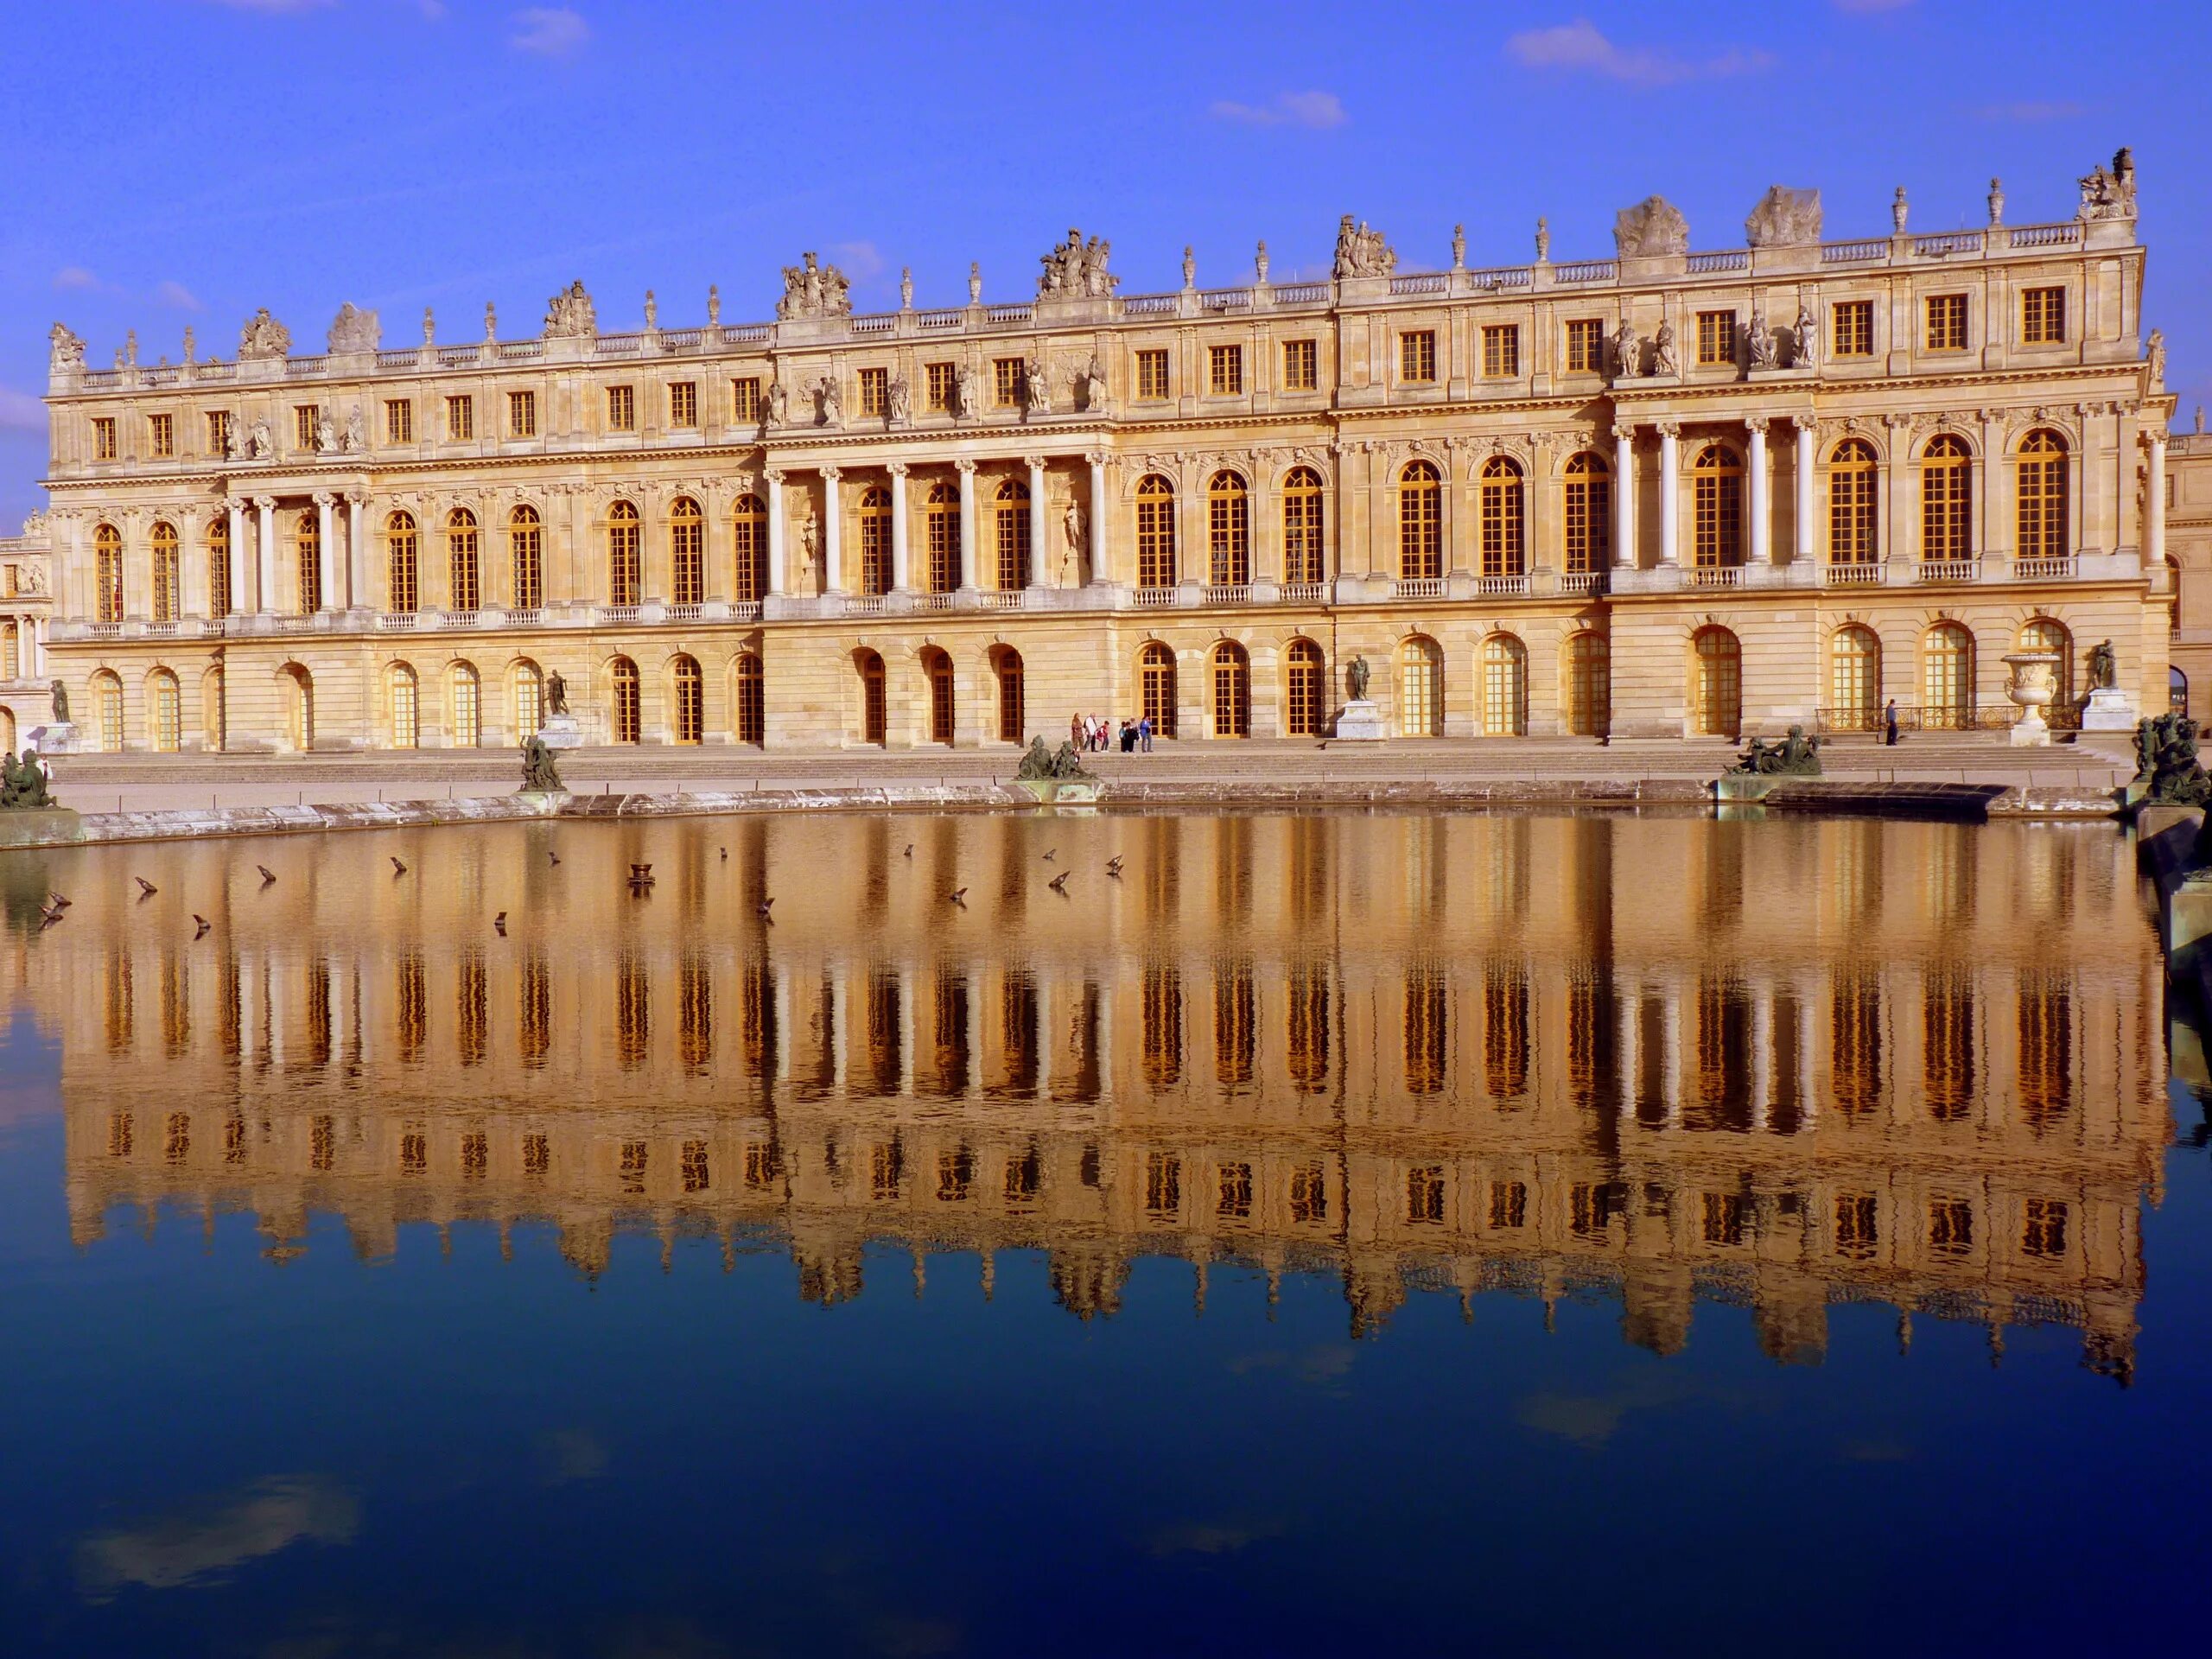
1830, 625, 1879, 730
1140, 642, 1177, 738
450, 662, 481, 747
669, 382, 698, 427
293, 510, 321, 613
149, 412, 174, 459
1401, 331, 1438, 383
925, 481, 960, 593
607, 385, 636, 430
1211, 642, 1250, 738
1281, 467, 1325, 584
2017, 429, 2069, 560
858, 367, 887, 418
1923, 623, 1974, 728
1832, 300, 1875, 358
609, 656, 640, 742
1827, 439, 1879, 564
512, 662, 543, 737
1563, 452, 1611, 574
734, 653, 764, 745
1282, 339, 1318, 391
2021, 285, 2066, 346
732, 493, 766, 602
923, 363, 954, 412
1208, 344, 1243, 395
92, 417, 118, 461
388, 664, 419, 748
1285, 639, 1324, 736
1922, 435, 1972, 562
94, 523, 123, 622
1207, 472, 1249, 586
1565, 632, 1610, 737
1481, 633, 1527, 735
1480, 325, 1518, 378
993, 478, 1030, 590
1692, 445, 1744, 568
1479, 457, 1524, 578
607, 500, 640, 603
1398, 461, 1441, 580
386, 512, 418, 613
94, 671, 124, 751
1400, 636, 1442, 736
507, 389, 537, 437
1136, 474, 1176, 588
385, 399, 413, 443
994, 647, 1025, 743
447, 508, 480, 611
509, 505, 543, 608
149, 671, 180, 753
1695, 310, 1737, 365
446, 395, 474, 441
1565, 319, 1604, 374
1135, 348, 1170, 401
1692, 626, 1741, 736
292, 405, 317, 449
857, 486, 892, 595
207, 515, 230, 617
669, 497, 702, 605
992, 358, 1025, 408
1924, 293, 1969, 353
858, 651, 887, 745
671, 656, 703, 744
206, 410, 232, 456
925, 649, 955, 745
149, 522, 180, 621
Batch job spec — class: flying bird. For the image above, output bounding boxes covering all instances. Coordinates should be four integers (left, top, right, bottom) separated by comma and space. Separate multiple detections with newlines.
947, 887, 968, 906
46, 892, 70, 910
257, 865, 276, 886
756, 897, 775, 920
548, 849, 561, 866
39, 908, 63, 930
493, 912, 507, 936
134, 876, 157, 897
1042, 849, 1057, 862
1048, 871, 1071, 894
391, 856, 408, 875
903, 843, 914, 858
193, 915, 210, 938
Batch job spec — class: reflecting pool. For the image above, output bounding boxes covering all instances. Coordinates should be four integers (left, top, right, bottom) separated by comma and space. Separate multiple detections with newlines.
2, 811, 2207, 1655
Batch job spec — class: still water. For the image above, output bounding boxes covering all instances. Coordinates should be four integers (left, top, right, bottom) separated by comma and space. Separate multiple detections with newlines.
1, 810, 2207, 1655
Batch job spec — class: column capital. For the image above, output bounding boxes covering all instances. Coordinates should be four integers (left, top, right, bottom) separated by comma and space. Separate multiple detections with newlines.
885, 460, 910, 478
953, 457, 977, 477
251, 494, 277, 512
311, 490, 336, 508
1084, 449, 1109, 467
1744, 413, 1770, 435
1880, 411, 1911, 431
762, 467, 786, 486
819, 465, 842, 482
345, 490, 371, 507
1022, 453, 1047, 472
2141, 429, 2171, 453
1653, 418, 1681, 440
1610, 423, 1637, 445
1789, 413, 1817, 434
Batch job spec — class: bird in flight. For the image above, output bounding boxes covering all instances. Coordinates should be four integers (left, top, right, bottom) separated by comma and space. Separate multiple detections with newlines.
193, 915, 210, 938
947, 887, 968, 906
391, 856, 408, 876
1048, 871, 1071, 894
134, 876, 157, 898
257, 865, 276, 886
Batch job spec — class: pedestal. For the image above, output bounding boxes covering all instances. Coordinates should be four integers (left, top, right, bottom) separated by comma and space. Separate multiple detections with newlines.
2080, 686, 2138, 732
2009, 711, 2051, 748
537, 714, 583, 751
26, 722, 78, 754
1334, 700, 1387, 741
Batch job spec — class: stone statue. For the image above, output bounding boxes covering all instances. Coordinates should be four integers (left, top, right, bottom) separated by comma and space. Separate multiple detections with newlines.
1331, 215, 1396, 279
1062, 501, 1085, 585
1611, 319, 1641, 378
1039, 229, 1119, 298
544, 670, 569, 717
2147, 329, 2167, 384
486, 302, 499, 341
422, 307, 435, 346
1181, 246, 1196, 289
1651, 321, 1680, 377
1746, 305, 1778, 370
1987, 177, 2005, 226
0, 750, 56, 812
953, 364, 978, 419
899, 268, 913, 308
1613, 196, 1689, 258
543, 280, 597, 340
1730, 724, 1823, 777
1014, 736, 1095, 783
1346, 656, 1370, 702
776, 252, 851, 320
519, 734, 564, 794
315, 407, 337, 454
643, 289, 658, 331
886, 374, 912, 423
343, 404, 365, 452
766, 379, 789, 425
1022, 356, 1049, 416
246, 419, 271, 460
1745, 185, 1821, 248
2078, 147, 2138, 221
327, 302, 379, 355
2134, 713, 2211, 804
1079, 355, 1107, 411
238, 308, 291, 361
1255, 239, 1271, 283
798, 513, 819, 580
1891, 187, 1910, 233
1792, 305, 1819, 370
706, 286, 720, 327
816, 375, 842, 428
969, 262, 983, 303
48, 322, 85, 372
2088, 639, 2117, 691
49, 680, 69, 723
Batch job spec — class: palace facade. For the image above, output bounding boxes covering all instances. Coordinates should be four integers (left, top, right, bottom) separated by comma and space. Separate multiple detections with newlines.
35, 158, 2174, 753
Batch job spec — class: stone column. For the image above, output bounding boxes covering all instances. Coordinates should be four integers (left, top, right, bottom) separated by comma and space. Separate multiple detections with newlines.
1611, 424, 1636, 568
955, 460, 978, 592
254, 496, 276, 613
820, 467, 842, 594
1746, 416, 1772, 563
1026, 455, 1047, 588
887, 461, 912, 591
1087, 451, 1108, 585
313, 493, 336, 611
1792, 416, 1816, 562
765, 470, 787, 595
346, 494, 365, 612
1656, 423, 1681, 567
226, 499, 246, 615
2149, 433, 2169, 567
1883, 411, 1913, 566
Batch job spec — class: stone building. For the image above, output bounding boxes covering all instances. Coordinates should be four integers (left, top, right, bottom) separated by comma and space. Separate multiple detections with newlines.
34, 155, 2173, 752
0, 514, 54, 751
2163, 408, 2212, 715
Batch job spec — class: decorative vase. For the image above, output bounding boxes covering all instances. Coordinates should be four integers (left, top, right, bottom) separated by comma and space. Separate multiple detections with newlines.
2003, 651, 2061, 747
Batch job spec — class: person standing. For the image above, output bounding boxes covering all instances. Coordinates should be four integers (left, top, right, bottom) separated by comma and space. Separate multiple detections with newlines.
1883, 697, 1899, 747
1070, 713, 1084, 751
1138, 713, 1154, 753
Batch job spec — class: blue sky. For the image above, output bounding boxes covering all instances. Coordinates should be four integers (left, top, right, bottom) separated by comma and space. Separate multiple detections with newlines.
1, 0, 2204, 526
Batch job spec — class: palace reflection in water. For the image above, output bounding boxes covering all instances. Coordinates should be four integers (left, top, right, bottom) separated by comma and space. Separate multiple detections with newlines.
6, 810, 2166, 1377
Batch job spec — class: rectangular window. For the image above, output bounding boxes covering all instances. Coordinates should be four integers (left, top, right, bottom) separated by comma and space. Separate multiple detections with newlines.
507, 389, 537, 437
729, 377, 760, 423
1208, 343, 1243, 395
1565, 318, 1603, 374
2021, 285, 2066, 346
385, 399, 413, 444
148, 412, 174, 459
1925, 293, 1970, 353
924, 362, 955, 412
1135, 348, 1170, 401
992, 356, 1025, 408
92, 416, 118, 460
858, 366, 887, 417
1481, 324, 1519, 378
1695, 310, 1737, 365
294, 405, 318, 449
668, 381, 697, 427
607, 385, 635, 430
445, 394, 474, 441
1832, 300, 1875, 358
205, 410, 232, 454
1282, 338, 1318, 391
1401, 330, 1438, 383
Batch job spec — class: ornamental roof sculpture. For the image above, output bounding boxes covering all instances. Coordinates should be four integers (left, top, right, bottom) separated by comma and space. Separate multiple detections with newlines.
1038, 229, 1117, 298
2078, 146, 2138, 220
1331, 215, 1395, 279
48, 322, 84, 372
1614, 196, 1688, 258
237, 308, 291, 361
776, 252, 851, 321
326, 302, 380, 355
1745, 186, 1821, 248
542, 280, 597, 340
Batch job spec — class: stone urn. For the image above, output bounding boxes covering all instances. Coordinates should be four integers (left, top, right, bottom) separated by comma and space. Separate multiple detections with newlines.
2003, 651, 2062, 747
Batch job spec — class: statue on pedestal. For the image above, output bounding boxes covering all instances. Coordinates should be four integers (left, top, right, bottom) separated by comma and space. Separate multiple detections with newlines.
519, 734, 564, 794
545, 670, 569, 716
1346, 656, 1370, 702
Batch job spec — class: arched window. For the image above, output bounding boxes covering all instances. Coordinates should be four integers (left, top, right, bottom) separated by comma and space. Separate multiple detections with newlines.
1922, 435, 1972, 563
92, 671, 124, 751
1211, 641, 1250, 738
1565, 632, 1610, 737
1692, 446, 1744, 568
0, 622, 15, 682
512, 660, 543, 736
1136, 474, 1176, 588
731, 493, 766, 603
1923, 623, 1974, 728
94, 524, 123, 623
1827, 439, 1878, 565
857, 650, 887, 746
2171, 664, 2189, 719
206, 515, 232, 618
994, 646, 1026, 742
1285, 639, 1325, 737
1281, 467, 1325, 586
1830, 625, 1879, 730
150, 522, 180, 621
923, 648, 955, 746
1479, 458, 1525, 579
201, 664, 226, 752
450, 661, 481, 747
2018, 429, 2069, 562
2019, 618, 2073, 722
385, 512, 419, 613
734, 653, 764, 746
1208, 472, 1250, 587
388, 663, 420, 749
447, 508, 480, 612
669, 497, 703, 606
1400, 635, 1442, 736
925, 481, 960, 594
994, 478, 1030, 592
1480, 633, 1527, 735
608, 656, 641, 742
607, 500, 640, 605
671, 655, 702, 744
290, 509, 321, 613
1399, 461, 1441, 581
1563, 453, 1611, 575
1140, 641, 1178, 737
148, 670, 180, 753
1692, 626, 1741, 736
503, 505, 542, 610
857, 486, 893, 596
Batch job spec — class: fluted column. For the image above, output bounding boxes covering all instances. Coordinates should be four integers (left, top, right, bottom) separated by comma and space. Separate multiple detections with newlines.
253, 496, 276, 613
1792, 415, 1816, 562
1656, 423, 1681, 567
346, 493, 365, 612
820, 467, 842, 594
1611, 423, 1636, 568
1026, 455, 1047, 588
765, 470, 787, 595
955, 460, 978, 592
1746, 416, 1772, 563
313, 493, 336, 611
1086, 451, 1108, 585
887, 461, 912, 591
226, 499, 246, 615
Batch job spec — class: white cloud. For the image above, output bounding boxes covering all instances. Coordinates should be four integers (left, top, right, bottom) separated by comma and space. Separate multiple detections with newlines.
830, 240, 887, 283
1209, 90, 1347, 130
76, 1477, 358, 1598
0, 389, 48, 431
153, 280, 204, 311
1506, 18, 1773, 86
53, 267, 104, 293
510, 6, 588, 57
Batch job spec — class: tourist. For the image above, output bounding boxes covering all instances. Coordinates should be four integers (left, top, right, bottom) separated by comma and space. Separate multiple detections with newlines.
1070, 714, 1084, 751
1883, 698, 1899, 747
1119, 718, 1135, 753
1139, 713, 1154, 753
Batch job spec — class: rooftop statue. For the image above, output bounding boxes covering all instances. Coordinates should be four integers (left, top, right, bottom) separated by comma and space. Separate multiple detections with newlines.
543, 280, 597, 340
1745, 185, 1821, 248
776, 252, 852, 321
237, 308, 291, 362
327, 302, 380, 355
1038, 229, 1118, 298
1331, 216, 1395, 280
1613, 196, 1689, 258
48, 322, 85, 372
2078, 146, 2138, 221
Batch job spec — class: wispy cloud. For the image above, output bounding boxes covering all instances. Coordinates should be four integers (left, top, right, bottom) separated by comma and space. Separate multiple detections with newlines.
0, 390, 48, 432
153, 280, 204, 311
1507, 18, 1773, 86
1209, 90, 1346, 130
53, 267, 105, 293
510, 6, 588, 57
829, 240, 887, 284
1975, 99, 2087, 123
76, 1477, 358, 1599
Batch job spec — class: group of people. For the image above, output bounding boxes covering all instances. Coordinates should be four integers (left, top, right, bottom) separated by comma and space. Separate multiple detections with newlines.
1071, 713, 1154, 753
